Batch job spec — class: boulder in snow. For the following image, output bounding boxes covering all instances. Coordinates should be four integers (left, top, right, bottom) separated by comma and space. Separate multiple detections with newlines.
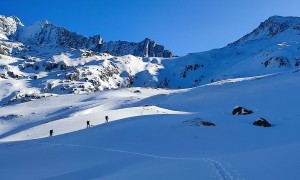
232, 106, 253, 115
182, 118, 215, 127
133, 90, 141, 93
253, 118, 271, 127
201, 121, 216, 126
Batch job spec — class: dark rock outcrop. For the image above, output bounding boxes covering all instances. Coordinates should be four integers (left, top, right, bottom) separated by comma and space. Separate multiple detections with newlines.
8, 92, 53, 104
66, 71, 80, 81
182, 117, 216, 127
133, 90, 141, 93
262, 57, 290, 68
232, 106, 253, 115
0, 114, 23, 119
43, 61, 71, 71
295, 57, 300, 66
201, 121, 216, 126
0, 44, 10, 55
97, 38, 172, 57
253, 118, 272, 127
81, 50, 95, 58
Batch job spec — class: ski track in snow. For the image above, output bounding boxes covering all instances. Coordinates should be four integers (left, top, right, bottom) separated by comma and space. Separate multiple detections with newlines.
204, 159, 233, 180
34, 142, 234, 180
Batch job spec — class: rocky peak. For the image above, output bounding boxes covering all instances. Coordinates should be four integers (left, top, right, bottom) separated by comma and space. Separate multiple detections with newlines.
0, 15, 24, 39
98, 38, 172, 57
15, 20, 103, 49
230, 16, 300, 45
0, 14, 173, 57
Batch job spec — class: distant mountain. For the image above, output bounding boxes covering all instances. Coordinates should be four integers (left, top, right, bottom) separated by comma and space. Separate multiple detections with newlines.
230, 15, 300, 45
0, 15, 172, 57
0, 15, 23, 39
0, 15, 299, 105
13, 20, 103, 50
98, 38, 172, 58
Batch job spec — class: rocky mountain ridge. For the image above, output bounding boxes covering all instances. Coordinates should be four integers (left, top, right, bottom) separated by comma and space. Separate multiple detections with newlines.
0, 15, 172, 57
0, 15, 300, 106
230, 15, 300, 45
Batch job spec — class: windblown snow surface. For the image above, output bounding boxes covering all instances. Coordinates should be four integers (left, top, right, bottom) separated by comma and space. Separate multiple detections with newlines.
0, 69, 300, 180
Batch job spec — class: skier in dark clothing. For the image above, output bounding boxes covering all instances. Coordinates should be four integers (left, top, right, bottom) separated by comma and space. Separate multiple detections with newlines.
87, 121, 90, 128
49, 129, 54, 137
105, 116, 109, 123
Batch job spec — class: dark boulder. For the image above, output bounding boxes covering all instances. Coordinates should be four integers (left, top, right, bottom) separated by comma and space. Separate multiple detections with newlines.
7, 71, 21, 79
201, 121, 216, 126
43, 61, 59, 71
133, 90, 141, 93
81, 50, 95, 58
253, 118, 271, 127
232, 106, 253, 115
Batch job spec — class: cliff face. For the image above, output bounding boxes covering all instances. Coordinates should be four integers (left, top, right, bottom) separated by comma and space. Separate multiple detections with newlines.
98, 38, 172, 57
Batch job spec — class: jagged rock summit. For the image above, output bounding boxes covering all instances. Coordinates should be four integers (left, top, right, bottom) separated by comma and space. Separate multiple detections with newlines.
0, 15, 23, 39
13, 20, 103, 50
98, 38, 172, 58
230, 15, 300, 45
0, 15, 173, 57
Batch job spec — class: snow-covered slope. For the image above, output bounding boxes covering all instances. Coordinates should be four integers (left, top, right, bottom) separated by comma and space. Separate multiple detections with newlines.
0, 69, 300, 179
230, 15, 300, 45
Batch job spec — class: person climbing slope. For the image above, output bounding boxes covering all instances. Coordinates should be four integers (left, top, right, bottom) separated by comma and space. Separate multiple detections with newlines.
49, 129, 54, 137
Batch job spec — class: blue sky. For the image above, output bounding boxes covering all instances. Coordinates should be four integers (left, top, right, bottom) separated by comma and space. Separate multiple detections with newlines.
1, 0, 300, 55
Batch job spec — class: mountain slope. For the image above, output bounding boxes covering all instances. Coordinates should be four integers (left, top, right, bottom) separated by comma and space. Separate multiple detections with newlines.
230, 15, 300, 45
14, 20, 103, 50
0, 69, 300, 179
